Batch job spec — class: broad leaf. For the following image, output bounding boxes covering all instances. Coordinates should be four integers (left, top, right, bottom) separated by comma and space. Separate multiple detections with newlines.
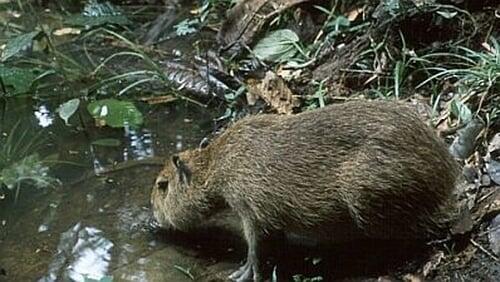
57, 98, 80, 125
87, 99, 143, 128
1, 31, 41, 62
0, 65, 37, 95
449, 98, 472, 124
253, 29, 300, 62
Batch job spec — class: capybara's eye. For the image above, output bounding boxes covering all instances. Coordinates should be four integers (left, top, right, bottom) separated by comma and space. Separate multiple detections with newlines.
157, 180, 169, 192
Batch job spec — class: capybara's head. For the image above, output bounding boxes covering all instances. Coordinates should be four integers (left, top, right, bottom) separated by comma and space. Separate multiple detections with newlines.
151, 150, 210, 231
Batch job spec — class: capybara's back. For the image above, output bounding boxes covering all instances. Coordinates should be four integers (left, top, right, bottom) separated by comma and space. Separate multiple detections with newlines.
210, 101, 459, 240
151, 100, 460, 281
152, 100, 459, 244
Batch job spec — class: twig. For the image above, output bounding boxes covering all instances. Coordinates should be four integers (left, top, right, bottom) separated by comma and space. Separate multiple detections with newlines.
173, 265, 195, 280
477, 225, 500, 237
469, 238, 499, 261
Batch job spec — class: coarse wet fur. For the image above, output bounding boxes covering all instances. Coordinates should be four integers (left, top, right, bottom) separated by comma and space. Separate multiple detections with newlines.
151, 100, 460, 282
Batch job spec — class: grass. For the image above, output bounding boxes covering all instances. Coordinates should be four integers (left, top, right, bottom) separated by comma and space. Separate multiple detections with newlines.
0, 121, 59, 202
409, 37, 499, 127
86, 28, 206, 107
414, 38, 499, 96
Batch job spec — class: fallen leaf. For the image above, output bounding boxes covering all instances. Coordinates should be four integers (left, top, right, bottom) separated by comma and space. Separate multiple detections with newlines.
422, 251, 444, 277
245, 71, 300, 115
471, 188, 500, 222
402, 273, 423, 282
488, 214, 500, 256
487, 160, 500, 185
276, 65, 302, 81
346, 8, 363, 21
245, 89, 258, 106
448, 119, 484, 159
53, 27, 81, 36
487, 133, 500, 159
139, 95, 177, 105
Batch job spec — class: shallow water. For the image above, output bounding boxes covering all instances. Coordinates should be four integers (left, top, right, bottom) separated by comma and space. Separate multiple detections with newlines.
0, 98, 240, 282
0, 98, 467, 282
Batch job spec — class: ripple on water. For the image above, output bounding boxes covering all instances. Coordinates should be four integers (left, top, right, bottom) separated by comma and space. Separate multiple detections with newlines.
41, 222, 113, 282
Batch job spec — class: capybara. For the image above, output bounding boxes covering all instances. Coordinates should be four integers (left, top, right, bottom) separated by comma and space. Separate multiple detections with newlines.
151, 100, 459, 281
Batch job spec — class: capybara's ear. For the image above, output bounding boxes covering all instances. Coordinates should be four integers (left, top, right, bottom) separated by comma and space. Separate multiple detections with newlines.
172, 155, 190, 185
156, 177, 168, 192
172, 155, 181, 168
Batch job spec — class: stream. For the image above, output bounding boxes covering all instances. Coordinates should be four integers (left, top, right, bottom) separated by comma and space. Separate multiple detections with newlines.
0, 98, 243, 281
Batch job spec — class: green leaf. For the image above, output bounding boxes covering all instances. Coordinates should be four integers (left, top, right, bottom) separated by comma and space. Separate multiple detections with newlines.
1, 31, 41, 62
0, 65, 38, 95
253, 29, 300, 62
449, 98, 472, 124
91, 138, 121, 147
57, 98, 80, 125
87, 99, 143, 128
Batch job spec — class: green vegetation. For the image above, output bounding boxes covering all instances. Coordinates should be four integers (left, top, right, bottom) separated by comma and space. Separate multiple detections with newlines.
0, 0, 498, 280
0, 0, 496, 202
0, 122, 59, 202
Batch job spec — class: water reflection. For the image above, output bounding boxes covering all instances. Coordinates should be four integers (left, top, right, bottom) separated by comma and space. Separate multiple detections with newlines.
124, 125, 154, 161
0, 99, 215, 281
175, 134, 183, 151
34, 104, 54, 128
91, 126, 155, 174
41, 223, 113, 282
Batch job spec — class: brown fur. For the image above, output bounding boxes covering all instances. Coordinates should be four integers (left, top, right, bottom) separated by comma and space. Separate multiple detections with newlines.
151, 100, 459, 281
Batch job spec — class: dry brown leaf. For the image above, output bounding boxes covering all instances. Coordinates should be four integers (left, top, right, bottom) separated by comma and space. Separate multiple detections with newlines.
53, 27, 81, 36
139, 95, 177, 105
346, 8, 363, 21
245, 86, 259, 106
245, 71, 300, 114
402, 273, 424, 282
276, 65, 302, 81
470, 187, 500, 223
422, 251, 444, 277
